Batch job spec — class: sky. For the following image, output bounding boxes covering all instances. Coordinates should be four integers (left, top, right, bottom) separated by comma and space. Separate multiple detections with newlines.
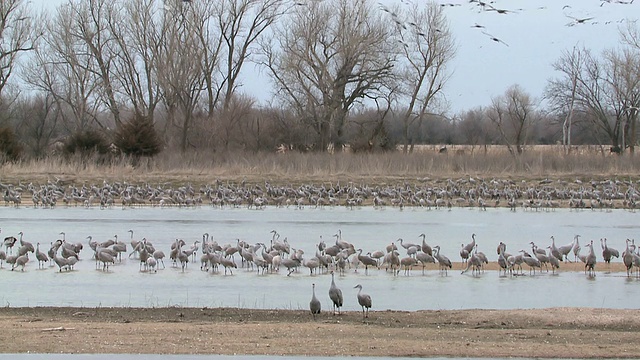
30, 0, 640, 115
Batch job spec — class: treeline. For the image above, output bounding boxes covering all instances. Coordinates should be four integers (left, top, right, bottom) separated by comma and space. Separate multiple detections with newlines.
0, 0, 638, 162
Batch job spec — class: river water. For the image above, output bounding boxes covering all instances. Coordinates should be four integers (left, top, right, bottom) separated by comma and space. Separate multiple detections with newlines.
0, 206, 638, 310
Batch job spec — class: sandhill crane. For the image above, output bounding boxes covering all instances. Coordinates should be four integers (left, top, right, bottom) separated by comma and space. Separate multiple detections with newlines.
35, 243, 48, 269
632, 251, 640, 278
397, 238, 420, 251
601, 238, 619, 266
419, 233, 432, 256
385, 242, 398, 253
177, 248, 189, 272
572, 235, 581, 262
400, 256, 417, 276
356, 249, 378, 275
146, 257, 157, 273
112, 241, 127, 262
87, 236, 98, 253
183, 241, 200, 263
416, 251, 435, 275
530, 244, 549, 272
433, 245, 452, 275
334, 230, 351, 250
3, 232, 18, 255
280, 257, 300, 276
459, 244, 470, 265
475, 247, 488, 271
61, 243, 79, 260
12, 253, 29, 271
17, 232, 35, 254
549, 236, 563, 261
66, 256, 78, 270
329, 271, 343, 315
96, 249, 115, 271
460, 234, 476, 264
220, 256, 237, 275
153, 249, 166, 269
520, 250, 541, 275
547, 246, 560, 274
354, 284, 372, 319
48, 240, 62, 266
302, 256, 320, 275
584, 240, 596, 277
461, 250, 482, 276
136, 241, 150, 272
497, 247, 508, 276
5, 254, 18, 268
53, 254, 69, 272
387, 250, 400, 276
309, 283, 321, 320
557, 236, 578, 262
324, 244, 340, 257
529, 242, 546, 256
623, 239, 634, 277
497, 242, 507, 256
507, 252, 524, 275
369, 250, 385, 267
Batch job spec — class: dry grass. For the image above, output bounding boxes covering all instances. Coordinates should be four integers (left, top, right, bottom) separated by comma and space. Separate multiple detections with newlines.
1, 147, 639, 186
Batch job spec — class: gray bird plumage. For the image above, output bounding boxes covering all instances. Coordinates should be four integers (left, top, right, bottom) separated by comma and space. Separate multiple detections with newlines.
354, 284, 372, 319
328, 271, 343, 315
309, 283, 321, 319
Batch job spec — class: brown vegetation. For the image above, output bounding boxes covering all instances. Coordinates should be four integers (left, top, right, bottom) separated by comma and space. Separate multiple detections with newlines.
1, 149, 639, 187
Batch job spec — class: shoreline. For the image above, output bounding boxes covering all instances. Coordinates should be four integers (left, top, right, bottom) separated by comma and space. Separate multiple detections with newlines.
1, 307, 638, 358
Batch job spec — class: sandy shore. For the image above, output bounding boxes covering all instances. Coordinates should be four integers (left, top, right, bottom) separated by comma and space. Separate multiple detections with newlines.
0, 306, 638, 358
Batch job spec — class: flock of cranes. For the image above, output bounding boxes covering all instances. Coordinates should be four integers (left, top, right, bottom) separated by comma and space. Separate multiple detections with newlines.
2, 177, 640, 210
2, 228, 638, 280
3, 227, 640, 318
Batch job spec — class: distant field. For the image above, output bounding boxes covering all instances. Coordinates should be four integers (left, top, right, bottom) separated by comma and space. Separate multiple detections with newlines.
1, 145, 637, 188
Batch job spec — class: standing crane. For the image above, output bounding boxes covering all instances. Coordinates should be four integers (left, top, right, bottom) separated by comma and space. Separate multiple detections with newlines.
354, 284, 372, 319
309, 283, 321, 320
328, 271, 343, 315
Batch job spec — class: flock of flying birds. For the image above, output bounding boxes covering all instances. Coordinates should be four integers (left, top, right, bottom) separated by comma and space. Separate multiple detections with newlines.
377, 0, 637, 47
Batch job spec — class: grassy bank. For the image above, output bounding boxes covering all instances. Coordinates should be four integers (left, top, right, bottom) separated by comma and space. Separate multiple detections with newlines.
1, 148, 639, 186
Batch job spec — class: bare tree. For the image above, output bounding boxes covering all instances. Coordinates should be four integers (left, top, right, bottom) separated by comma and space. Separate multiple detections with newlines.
457, 107, 490, 153
261, 0, 395, 151
65, 0, 122, 128
389, 3, 455, 153
0, 0, 39, 98
604, 47, 640, 154
216, 0, 286, 113
546, 46, 584, 154
23, 4, 104, 133
487, 84, 536, 155
107, 0, 164, 124
14, 94, 60, 157
155, 0, 206, 151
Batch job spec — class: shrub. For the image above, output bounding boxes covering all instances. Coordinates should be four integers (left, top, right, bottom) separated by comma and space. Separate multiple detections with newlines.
63, 129, 110, 156
114, 113, 161, 157
0, 126, 23, 161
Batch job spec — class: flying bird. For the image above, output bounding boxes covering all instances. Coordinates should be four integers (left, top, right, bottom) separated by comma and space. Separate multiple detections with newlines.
565, 14, 595, 26
481, 31, 509, 46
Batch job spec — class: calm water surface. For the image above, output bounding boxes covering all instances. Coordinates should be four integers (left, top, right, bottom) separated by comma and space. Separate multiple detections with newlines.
0, 206, 639, 310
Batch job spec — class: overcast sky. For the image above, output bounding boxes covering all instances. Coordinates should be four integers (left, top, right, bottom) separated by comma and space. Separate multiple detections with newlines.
31, 0, 639, 114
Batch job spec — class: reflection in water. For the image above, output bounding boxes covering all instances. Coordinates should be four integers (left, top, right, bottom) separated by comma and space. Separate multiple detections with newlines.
0, 207, 639, 310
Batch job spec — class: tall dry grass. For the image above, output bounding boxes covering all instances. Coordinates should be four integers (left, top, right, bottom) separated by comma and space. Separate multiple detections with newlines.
1, 148, 639, 185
